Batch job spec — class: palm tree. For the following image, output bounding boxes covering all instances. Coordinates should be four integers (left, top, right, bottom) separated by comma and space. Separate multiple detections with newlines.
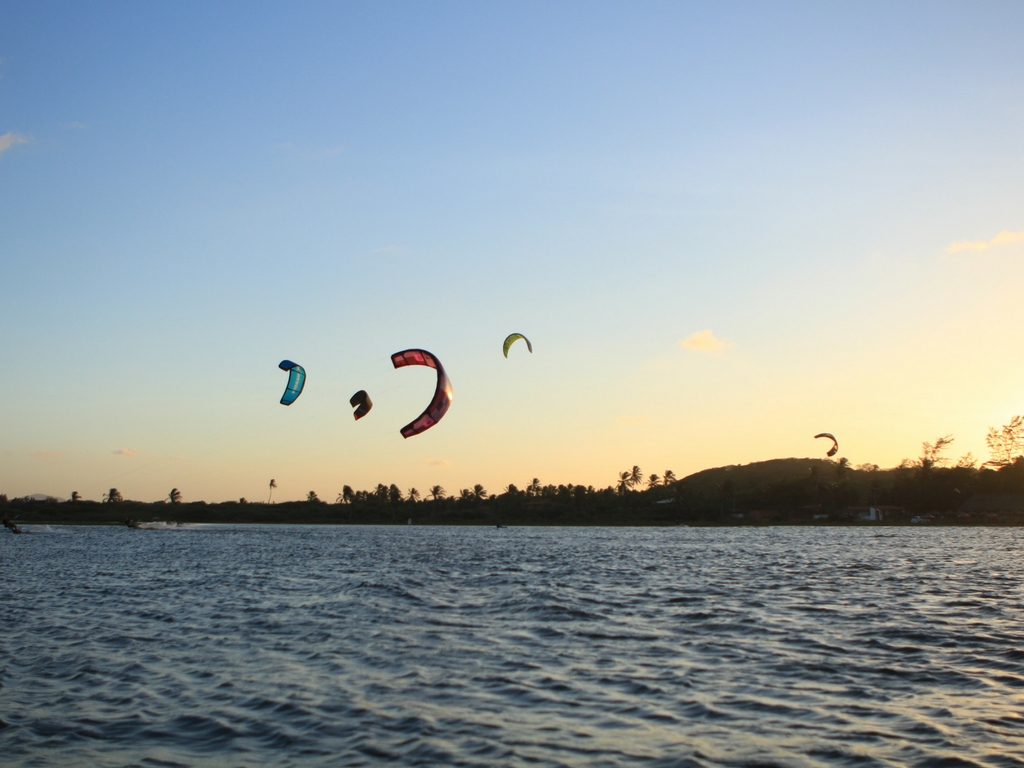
629, 465, 643, 489
835, 457, 850, 481
662, 470, 676, 486
70, 491, 81, 502
429, 485, 445, 501
386, 485, 403, 523
268, 479, 277, 503
104, 488, 123, 503
337, 486, 355, 522
831, 456, 847, 481
473, 484, 488, 501
407, 487, 421, 503
647, 474, 660, 490
168, 488, 182, 504
528, 478, 541, 497
617, 471, 631, 494
307, 490, 320, 503
459, 488, 473, 502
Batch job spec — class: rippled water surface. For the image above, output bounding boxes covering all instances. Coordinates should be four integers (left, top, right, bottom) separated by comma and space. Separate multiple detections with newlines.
2, 525, 1024, 767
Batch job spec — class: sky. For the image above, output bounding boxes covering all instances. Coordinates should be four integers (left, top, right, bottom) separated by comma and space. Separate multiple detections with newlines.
2, 1, 1023, 503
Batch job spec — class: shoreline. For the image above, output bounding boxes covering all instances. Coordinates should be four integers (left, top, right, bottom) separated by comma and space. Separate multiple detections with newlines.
5, 518, 1021, 529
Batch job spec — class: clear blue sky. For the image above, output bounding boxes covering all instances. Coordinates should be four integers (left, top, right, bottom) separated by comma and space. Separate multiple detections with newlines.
2, 2, 1023, 502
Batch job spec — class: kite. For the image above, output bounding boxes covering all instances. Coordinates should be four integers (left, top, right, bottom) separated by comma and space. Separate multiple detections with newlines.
391, 349, 453, 438
502, 333, 533, 358
350, 390, 373, 420
814, 433, 839, 457
278, 360, 306, 406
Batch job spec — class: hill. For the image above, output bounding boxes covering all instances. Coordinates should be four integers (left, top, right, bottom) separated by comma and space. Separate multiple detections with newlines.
4, 456, 1024, 526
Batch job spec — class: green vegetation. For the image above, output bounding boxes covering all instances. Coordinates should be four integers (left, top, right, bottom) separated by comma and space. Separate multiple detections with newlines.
5, 418, 1024, 527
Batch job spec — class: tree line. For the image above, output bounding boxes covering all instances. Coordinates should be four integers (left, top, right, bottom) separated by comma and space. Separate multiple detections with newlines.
5, 416, 1024, 525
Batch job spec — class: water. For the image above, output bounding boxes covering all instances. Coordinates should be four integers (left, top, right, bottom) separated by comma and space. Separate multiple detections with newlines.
2, 525, 1023, 767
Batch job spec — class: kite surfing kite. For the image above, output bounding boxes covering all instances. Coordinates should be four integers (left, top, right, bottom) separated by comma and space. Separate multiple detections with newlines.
278, 360, 306, 406
815, 433, 839, 457
350, 390, 373, 420
391, 348, 453, 438
502, 333, 533, 358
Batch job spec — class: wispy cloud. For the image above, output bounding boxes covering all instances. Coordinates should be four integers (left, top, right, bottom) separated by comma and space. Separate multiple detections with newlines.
946, 231, 1024, 254
33, 449, 64, 458
679, 329, 735, 355
0, 132, 29, 155
426, 459, 451, 467
617, 415, 649, 425
113, 448, 141, 457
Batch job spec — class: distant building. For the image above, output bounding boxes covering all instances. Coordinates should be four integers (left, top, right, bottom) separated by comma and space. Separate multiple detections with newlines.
958, 495, 1024, 516
845, 506, 903, 522
846, 507, 875, 521
872, 505, 904, 520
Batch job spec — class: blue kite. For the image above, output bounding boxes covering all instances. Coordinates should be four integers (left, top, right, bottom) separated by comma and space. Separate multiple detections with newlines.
278, 360, 306, 406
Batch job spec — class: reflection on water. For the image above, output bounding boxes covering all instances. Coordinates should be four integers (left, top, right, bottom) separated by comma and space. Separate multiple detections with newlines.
2, 526, 1023, 766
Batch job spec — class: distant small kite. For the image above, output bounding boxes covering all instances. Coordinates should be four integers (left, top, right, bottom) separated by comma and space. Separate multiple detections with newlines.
350, 390, 373, 420
278, 360, 306, 406
815, 433, 839, 457
503, 333, 533, 358
391, 349, 453, 438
